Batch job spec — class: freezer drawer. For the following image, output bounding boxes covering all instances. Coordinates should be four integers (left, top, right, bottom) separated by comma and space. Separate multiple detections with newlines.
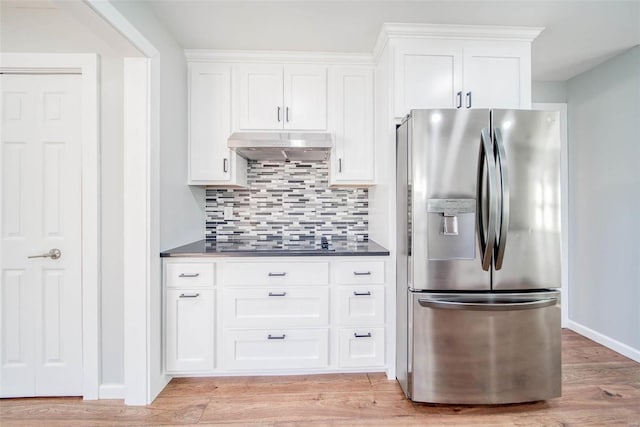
407, 291, 560, 404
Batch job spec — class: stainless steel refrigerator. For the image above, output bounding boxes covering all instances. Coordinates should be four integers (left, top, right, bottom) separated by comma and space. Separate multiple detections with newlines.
396, 109, 562, 404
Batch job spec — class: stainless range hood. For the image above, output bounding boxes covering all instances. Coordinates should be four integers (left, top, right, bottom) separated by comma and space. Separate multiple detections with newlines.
227, 132, 332, 161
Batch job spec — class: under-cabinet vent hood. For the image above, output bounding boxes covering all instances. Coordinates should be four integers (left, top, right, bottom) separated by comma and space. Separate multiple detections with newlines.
227, 132, 332, 161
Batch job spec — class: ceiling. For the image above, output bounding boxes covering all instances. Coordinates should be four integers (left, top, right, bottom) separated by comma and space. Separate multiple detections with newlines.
142, 0, 640, 81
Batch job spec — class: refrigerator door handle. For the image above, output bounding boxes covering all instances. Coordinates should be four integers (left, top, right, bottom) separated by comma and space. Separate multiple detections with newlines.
494, 128, 510, 270
418, 297, 557, 311
477, 128, 498, 271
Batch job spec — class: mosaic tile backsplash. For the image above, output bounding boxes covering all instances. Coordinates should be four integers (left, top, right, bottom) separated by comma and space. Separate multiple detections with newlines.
205, 161, 368, 241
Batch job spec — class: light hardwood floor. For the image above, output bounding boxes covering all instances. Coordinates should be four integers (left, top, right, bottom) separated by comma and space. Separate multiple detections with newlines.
2, 330, 640, 426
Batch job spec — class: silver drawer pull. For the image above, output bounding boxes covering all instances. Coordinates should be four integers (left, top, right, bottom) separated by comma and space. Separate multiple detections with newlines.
179, 293, 200, 298
179, 273, 200, 278
353, 291, 372, 296
353, 271, 372, 276
268, 291, 287, 297
354, 332, 372, 338
268, 334, 286, 340
268, 272, 287, 277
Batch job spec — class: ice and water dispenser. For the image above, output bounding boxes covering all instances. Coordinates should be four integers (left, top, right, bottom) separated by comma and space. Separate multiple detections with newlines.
427, 199, 476, 260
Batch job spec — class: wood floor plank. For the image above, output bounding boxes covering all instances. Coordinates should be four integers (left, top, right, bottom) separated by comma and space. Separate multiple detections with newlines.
1, 331, 639, 426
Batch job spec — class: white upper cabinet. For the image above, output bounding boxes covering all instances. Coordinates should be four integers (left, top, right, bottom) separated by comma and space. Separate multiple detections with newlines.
462, 44, 531, 109
394, 40, 463, 115
237, 64, 327, 130
329, 67, 375, 186
237, 64, 283, 130
392, 36, 534, 118
188, 62, 247, 186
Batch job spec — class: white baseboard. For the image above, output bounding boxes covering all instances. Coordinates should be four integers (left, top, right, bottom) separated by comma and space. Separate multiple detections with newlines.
99, 384, 125, 400
567, 320, 640, 363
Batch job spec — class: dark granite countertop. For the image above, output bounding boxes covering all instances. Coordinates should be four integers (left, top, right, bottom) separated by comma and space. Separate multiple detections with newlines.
160, 237, 389, 257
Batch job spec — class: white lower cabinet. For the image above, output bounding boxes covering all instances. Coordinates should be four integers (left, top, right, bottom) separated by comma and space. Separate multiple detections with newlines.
338, 328, 385, 368
165, 289, 215, 373
163, 257, 388, 376
337, 286, 385, 325
221, 329, 329, 370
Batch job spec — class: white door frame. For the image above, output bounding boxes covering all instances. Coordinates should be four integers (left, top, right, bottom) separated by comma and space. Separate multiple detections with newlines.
532, 102, 569, 328
0, 53, 100, 399
85, 1, 166, 405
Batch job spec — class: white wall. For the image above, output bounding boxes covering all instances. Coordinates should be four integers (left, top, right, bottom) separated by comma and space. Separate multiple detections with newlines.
109, 1, 204, 252
532, 80, 568, 103
566, 46, 640, 357
0, 3, 140, 388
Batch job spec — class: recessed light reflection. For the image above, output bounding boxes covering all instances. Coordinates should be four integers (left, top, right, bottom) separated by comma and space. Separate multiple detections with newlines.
502, 120, 513, 130
431, 113, 442, 124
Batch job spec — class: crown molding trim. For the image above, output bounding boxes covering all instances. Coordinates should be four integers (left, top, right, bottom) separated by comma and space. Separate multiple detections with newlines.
185, 49, 375, 65
373, 23, 544, 60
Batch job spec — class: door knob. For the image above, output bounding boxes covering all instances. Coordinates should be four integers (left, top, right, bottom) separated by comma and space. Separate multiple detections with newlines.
28, 248, 62, 260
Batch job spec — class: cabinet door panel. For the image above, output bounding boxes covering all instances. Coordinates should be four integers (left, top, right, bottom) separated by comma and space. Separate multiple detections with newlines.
189, 63, 232, 181
165, 289, 215, 373
337, 286, 385, 326
223, 287, 329, 328
330, 67, 374, 184
238, 64, 283, 130
221, 329, 329, 370
222, 261, 329, 286
338, 328, 385, 368
284, 65, 327, 130
394, 43, 463, 118
463, 46, 530, 109
165, 262, 215, 288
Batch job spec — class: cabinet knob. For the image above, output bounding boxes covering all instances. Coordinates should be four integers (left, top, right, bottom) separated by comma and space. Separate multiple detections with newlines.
456, 91, 462, 109
466, 91, 472, 108
277, 106, 281, 122
179, 273, 200, 278
338, 158, 342, 173
223, 158, 229, 173
268, 272, 287, 277
285, 107, 290, 122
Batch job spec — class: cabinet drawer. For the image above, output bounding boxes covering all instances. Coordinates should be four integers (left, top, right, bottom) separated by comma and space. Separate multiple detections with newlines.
223, 262, 329, 286
338, 327, 385, 368
221, 329, 329, 370
334, 261, 385, 285
223, 287, 329, 328
165, 262, 215, 288
337, 286, 385, 325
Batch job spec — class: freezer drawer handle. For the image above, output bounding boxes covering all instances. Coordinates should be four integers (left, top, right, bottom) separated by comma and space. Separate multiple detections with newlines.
354, 332, 372, 338
178, 273, 200, 278
418, 298, 557, 311
353, 271, 372, 276
353, 291, 372, 296
268, 334, 286, 340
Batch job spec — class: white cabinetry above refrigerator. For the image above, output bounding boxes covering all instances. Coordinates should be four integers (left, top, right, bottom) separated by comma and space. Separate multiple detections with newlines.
387, 25, 541, 118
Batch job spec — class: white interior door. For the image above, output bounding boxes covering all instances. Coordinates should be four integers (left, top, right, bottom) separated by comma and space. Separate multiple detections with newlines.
1, 74, 83, 397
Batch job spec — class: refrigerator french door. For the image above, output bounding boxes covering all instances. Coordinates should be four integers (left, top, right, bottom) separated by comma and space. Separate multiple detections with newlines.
396, 109, 562, 404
